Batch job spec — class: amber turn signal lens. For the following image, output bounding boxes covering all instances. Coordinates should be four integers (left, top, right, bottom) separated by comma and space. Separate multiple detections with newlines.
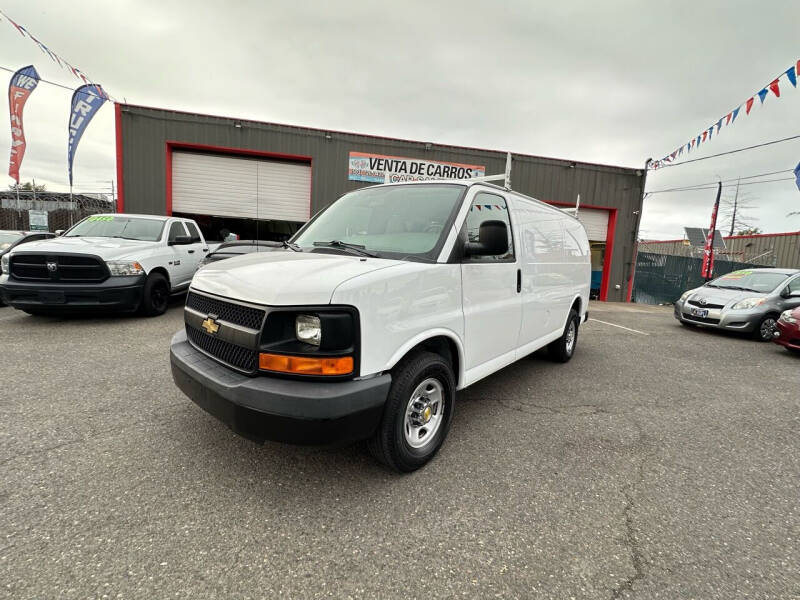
259, 353, 354, 376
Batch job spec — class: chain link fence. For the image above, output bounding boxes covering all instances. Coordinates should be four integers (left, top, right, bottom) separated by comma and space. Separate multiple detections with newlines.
632, 252, 762, 305
0, 191, 114, 232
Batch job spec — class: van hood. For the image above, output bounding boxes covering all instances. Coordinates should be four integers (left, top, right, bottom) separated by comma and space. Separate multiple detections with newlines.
9, 236, 158, 261
190, 251, 402, 306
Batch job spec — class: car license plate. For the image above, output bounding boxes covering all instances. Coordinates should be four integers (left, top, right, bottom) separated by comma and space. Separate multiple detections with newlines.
690, 307, 708, 318
39, 291, 66, 304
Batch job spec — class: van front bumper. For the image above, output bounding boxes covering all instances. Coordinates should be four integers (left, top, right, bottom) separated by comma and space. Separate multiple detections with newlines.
0, 274, 145, 312
170, 330, 391, 446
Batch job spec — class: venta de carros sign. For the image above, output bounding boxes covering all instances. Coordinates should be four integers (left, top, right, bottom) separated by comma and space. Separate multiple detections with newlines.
348, 151, 485, 183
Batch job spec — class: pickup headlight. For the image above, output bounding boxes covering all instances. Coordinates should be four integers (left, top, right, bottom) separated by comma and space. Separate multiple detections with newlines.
1, 254, 8, 274
780, 310, 798, 324
106, 261, 144, 276
295, 314, 321, 346
731, 297, 766, 310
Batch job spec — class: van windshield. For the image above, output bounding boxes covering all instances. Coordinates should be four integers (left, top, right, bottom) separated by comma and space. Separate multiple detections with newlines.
292, 184, 466, 261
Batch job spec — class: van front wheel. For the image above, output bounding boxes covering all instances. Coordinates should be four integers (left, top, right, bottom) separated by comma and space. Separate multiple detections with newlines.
368, 351, 455, 473
548, 309, 579, 363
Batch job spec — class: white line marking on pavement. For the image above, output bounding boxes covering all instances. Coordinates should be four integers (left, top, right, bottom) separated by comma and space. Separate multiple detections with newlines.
589, 318, 650, 336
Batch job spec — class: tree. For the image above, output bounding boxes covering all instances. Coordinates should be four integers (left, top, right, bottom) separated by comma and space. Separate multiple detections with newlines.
736, 227, 762, 235
8, 181, 46, 192
718, 179, 759, 236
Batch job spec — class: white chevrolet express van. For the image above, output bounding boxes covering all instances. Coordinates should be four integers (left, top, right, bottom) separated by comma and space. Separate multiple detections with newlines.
170, 181, 590, 471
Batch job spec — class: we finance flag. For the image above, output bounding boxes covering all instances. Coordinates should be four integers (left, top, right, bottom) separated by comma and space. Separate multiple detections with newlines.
7, 65, 40, 183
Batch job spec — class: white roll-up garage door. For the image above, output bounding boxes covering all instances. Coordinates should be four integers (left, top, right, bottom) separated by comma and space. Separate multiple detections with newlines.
575, 208, 609, 242
172, 151, 311, 222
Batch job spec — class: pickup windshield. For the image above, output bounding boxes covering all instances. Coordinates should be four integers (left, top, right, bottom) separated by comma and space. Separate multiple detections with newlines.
292, 184, 466, 261
65, 216, 165, 242
706, 270, 790, 293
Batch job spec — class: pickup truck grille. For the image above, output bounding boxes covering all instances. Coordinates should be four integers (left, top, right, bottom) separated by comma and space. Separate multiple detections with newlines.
185, 291, 265, 330
10, 254, 107, 283
186, 323, 258, 372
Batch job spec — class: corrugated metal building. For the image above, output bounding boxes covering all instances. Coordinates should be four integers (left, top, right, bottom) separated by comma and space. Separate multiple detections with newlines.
115, 104, 647, 301
639, 231, 800, 269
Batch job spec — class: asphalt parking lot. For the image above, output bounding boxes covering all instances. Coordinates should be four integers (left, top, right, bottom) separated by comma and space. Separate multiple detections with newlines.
1, 300, 798, 599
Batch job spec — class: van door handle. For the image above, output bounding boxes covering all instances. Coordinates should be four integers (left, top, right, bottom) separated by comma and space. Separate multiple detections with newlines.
516, 269, 521, 293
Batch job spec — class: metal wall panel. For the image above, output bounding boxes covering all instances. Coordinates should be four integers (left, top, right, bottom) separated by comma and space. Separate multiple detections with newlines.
119, 104, 646, 301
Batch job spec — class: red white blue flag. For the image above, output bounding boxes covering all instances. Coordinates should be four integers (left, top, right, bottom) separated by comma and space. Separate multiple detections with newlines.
7, 65, 40, 183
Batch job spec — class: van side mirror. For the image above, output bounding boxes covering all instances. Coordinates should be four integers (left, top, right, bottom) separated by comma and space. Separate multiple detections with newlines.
55, 230, 64, 236
169, 235, 192, 246
464, 220, 509, 257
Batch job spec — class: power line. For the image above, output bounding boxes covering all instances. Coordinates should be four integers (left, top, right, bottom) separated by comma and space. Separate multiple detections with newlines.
647, 168, 794, 194
0, 65, 108, 99
653, 134, 800, 169
646, 176, 795, 195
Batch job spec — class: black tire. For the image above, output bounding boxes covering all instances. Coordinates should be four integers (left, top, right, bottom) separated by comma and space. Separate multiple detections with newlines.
23, 309, 47, 316
368, 351, 455, 473
752, 313, 779, 342
140, 272, 169, 317
548, 309, 579, 362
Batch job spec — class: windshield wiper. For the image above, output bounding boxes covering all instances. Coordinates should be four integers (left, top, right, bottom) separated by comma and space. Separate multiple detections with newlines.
312, 240, 378, 257
282, 240, 302, 252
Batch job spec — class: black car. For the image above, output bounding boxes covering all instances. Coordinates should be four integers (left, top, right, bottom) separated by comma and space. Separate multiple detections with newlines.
0, 230, 56, 305
200, 240, 283, 265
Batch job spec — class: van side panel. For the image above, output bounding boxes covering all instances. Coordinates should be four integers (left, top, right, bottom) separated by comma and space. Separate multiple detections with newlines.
330, 262, 465, 384
511, 196, 570, 353
562, 217, 591, 318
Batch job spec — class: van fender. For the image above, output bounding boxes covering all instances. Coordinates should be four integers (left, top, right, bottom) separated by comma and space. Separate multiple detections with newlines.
563, 293, 586, 328
384, 328, 467, 389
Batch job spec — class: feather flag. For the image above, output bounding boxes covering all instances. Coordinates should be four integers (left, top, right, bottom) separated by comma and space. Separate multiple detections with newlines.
7, 65, 40, 183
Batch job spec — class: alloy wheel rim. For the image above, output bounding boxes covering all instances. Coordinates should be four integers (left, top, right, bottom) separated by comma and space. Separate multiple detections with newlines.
565, 321, 576, 354
760, 318, 777, 340
404, 378, 445, 449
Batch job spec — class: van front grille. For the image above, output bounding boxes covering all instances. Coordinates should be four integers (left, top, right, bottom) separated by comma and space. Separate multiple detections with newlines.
186, 291, 265, 330
186, 323, 258, 373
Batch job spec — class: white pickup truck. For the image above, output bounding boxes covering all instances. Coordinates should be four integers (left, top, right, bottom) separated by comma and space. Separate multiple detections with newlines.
170, 181, 591, 471
0, 213, 209, 316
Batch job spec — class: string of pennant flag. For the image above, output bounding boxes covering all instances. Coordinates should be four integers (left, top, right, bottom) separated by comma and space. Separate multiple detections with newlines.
0, 9, 113, 101
650, 59, 799, 170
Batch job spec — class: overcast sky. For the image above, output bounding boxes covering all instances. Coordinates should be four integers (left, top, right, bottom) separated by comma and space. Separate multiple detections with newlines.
2, 0, 799, 239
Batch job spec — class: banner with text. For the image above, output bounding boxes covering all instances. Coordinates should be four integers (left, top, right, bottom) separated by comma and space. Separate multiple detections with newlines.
348, 151, 485, 183
67, 84, 107, 186
7, 65, 40, 183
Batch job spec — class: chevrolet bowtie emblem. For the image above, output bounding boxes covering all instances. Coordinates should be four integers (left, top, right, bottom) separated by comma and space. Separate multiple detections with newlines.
201, 316, 220, 335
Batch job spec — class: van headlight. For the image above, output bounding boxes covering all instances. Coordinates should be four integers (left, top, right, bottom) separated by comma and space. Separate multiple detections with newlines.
780, 310, 798, 324
1, 254, 8, 274
731, 297, 766, 310
106, 261, 144, 276
295, 314, 321, 346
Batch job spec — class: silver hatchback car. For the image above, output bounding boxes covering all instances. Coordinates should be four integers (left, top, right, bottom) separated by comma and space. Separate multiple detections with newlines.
674, 268, 800, 341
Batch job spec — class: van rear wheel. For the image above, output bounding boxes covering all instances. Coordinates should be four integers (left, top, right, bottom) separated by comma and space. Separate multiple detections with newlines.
368, 351, 455, 472
548, 309, 579, 362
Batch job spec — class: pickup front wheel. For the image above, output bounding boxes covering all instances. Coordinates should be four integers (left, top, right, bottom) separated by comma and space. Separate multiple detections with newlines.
140, 272, 169, 316
368, 351, 455, 472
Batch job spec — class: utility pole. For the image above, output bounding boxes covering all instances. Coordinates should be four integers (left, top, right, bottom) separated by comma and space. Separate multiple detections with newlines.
728, 177, 740, 237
